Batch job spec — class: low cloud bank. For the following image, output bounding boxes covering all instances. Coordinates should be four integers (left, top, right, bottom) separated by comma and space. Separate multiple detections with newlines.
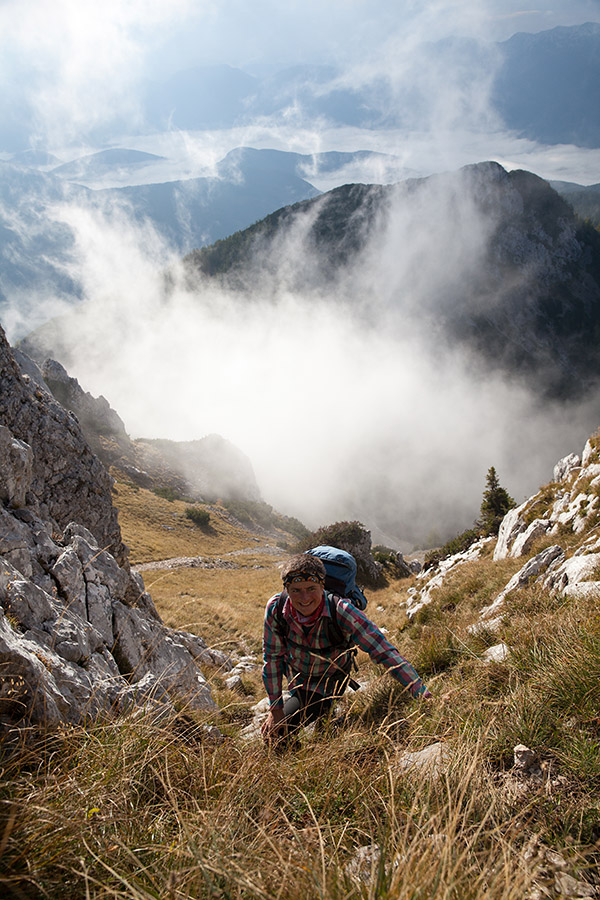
16, 176, 599, 548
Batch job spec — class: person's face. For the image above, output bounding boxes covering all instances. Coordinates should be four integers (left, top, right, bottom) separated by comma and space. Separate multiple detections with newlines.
287, 580, 324, 616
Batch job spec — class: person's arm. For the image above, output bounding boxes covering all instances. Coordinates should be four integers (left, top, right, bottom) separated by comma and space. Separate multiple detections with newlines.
262, 594, 287, 710
336, 600, 431, 698
261, 595, 290, 740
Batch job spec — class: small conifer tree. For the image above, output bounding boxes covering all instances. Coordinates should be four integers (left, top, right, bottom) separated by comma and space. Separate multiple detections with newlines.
478, 466, 515, 536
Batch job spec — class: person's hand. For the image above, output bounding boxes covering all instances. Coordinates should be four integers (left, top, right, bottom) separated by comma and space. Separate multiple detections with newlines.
260, 707, 285, 742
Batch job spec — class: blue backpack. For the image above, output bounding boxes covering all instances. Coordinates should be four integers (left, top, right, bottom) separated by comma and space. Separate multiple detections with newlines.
308, 545, 368, 611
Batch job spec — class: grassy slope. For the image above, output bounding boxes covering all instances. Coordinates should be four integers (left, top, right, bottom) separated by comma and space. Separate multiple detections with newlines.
112, 480, 257, 563
2, 478, 600, 899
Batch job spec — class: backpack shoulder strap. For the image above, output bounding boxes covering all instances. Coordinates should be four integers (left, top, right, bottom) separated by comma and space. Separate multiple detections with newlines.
325, 593, 351, 647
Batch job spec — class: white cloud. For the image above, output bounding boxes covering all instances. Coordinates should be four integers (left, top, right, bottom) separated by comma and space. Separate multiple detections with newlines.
2, 0, 599, 549
0, 0, 195, 146
31, 167, 598, 548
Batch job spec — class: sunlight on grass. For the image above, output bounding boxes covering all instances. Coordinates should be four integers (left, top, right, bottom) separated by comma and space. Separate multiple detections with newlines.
145, 563, 279, 653
113, 478, 263, 564
4, 479, 600, 898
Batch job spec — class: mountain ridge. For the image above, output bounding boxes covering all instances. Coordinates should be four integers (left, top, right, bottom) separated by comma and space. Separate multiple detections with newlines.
183, 161, 600, 400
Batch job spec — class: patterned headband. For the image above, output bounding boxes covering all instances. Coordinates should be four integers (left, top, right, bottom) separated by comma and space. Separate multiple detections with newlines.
283, 571, 324, 586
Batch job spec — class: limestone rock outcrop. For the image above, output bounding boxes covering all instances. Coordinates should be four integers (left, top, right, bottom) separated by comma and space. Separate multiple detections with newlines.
412, 431, 600, 628
1, 327, 125, 565
0, 325, 230, 732
407, 537, 494, 619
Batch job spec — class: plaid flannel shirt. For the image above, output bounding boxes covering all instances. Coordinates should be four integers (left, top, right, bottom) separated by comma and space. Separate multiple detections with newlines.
262, 591, 428, 709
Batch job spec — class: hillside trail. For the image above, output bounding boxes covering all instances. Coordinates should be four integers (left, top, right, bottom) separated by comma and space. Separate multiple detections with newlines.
133, 542, 285, 573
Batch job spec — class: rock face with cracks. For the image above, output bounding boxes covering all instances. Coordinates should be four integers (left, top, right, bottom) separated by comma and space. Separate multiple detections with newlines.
409, 432, 600, 630
0, 325, 230, 733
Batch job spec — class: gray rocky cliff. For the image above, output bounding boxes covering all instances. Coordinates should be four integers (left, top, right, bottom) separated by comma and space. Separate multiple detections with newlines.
0, 325, 230, 734
1, 327, 126, 564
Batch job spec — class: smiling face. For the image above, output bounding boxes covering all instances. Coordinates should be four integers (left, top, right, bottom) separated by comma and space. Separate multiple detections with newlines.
287, 580, 324, 617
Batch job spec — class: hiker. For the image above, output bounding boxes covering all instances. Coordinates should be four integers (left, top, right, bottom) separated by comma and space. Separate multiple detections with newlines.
261, 552, 431, 743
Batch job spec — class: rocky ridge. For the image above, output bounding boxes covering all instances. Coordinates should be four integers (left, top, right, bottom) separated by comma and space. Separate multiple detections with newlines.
0, 325, 231, 735
407, 430, 600, 627
185, 163, 600, 400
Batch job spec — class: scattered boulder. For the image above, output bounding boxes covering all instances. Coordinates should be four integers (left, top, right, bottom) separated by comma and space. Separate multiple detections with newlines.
482, 642, 510, 663
550, 490, 600, 535
225, 674, 246, 695
229, 654, 258, 675
522, 836, 598, 899
513, 743, 539, 772
554, 452, 581, 483
394, 742, 452, 776
581, 438, 599, 468
542, 552, 600, 595
493, 501, 529, 560
240, 692, 291, 741
508, 519, 551, 558
345, 844, 384, 884
408, 537, 493, 618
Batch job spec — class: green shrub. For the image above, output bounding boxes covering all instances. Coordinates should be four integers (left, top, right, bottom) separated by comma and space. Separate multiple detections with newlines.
298, 520, 384, 587
303, 520, 367, 549
185, 507, 210, 528
152, 486, 181, 502
221, 500, 308, 540
223, 499, 275, 528
373, 545, 411, 579
424, 527, 480, 569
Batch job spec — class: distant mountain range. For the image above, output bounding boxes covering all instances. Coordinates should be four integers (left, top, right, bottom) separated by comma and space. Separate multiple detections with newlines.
549, 180, 600, 226
492, 23, 600, 148
52, 148, 167, 181
0, 149, 323, 334
135, 24, 600, 148
0, 146, 416, 335
0, 24, 598, 153
0, 142, 600, 346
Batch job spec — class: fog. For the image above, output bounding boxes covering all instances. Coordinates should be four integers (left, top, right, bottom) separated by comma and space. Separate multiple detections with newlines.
28, 174, 598, 549
2, 0, 600, 547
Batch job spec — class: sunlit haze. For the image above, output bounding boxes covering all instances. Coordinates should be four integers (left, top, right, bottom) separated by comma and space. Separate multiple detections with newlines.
1, 0, 600, 546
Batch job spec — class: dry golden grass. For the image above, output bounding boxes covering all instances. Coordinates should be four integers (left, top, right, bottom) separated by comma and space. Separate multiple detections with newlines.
112, 479, 265, 564
145, 560, 410, 676
145, 561, 282, 653
115, 474, 411, 657
5, 482, 600, 898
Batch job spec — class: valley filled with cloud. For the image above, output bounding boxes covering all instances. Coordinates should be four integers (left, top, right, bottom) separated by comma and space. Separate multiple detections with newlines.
1, 0, 600, 546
